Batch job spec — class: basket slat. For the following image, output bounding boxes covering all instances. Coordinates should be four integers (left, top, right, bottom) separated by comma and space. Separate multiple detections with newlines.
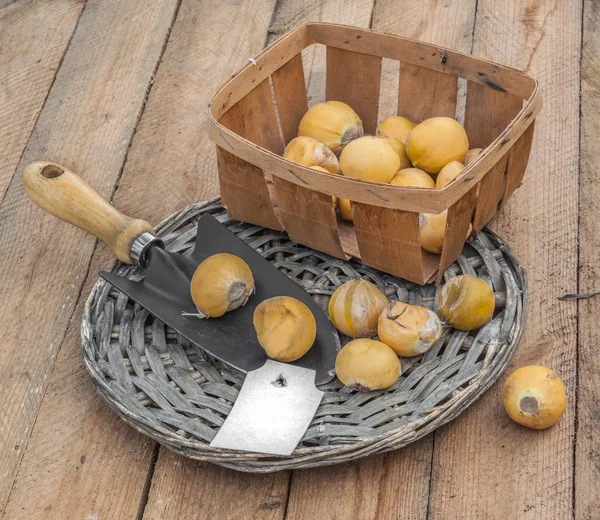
352, 203, 432, 283
326, 47, 382, 134
464, 82, 523, 147
218, 80, 284, 230
438, 185, 478, 280
397, 63, 458, 122
271, 53, 308, 143
272, 176, 348, 259
472, 153, 509, 232
216, 148, 284, 231
501, 121, 535, 207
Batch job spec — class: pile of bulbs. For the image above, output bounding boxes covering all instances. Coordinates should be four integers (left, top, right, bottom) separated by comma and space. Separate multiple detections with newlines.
189, 253, 567, 430
283, 101, 484, 255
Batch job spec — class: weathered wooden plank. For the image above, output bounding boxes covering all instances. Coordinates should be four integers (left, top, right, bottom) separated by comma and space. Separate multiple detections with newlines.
1, 1, 287, 519
285, 1, 478, 519
428, 0, 581, 518
143, 451, 289, 520
0, 0, 84, 203
0, 0, 180, 515
575, 0, 600, 517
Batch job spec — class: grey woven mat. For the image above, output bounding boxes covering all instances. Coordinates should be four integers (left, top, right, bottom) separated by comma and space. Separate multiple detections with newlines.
82, 198, 527, 472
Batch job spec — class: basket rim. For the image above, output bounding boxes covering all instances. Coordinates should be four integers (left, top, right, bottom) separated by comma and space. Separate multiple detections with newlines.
207, 22, 542, 213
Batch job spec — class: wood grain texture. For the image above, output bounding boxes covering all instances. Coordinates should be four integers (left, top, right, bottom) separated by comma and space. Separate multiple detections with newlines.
0, 0, 180, 515
0, 0, 84, 203
471, 154, 508, 233
273, 176, 348, 258
429, 0, 581, 518
4, 1, 283, 519
501, 121, 535, 208
22, 162, 154, 264
285, 2, 478, 519
143, 450, 289, 520
575, 0, 600, 517
326, 47, 382, 133
272, 53, 308, 143
397, 64, 458, 122
268, 0, 375, 105
352, 203, 427, 283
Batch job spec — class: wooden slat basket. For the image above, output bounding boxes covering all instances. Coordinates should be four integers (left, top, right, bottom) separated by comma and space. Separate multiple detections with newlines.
207, 23, 542, 284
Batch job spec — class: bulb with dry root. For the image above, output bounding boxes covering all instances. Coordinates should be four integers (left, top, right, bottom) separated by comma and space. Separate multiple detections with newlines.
284, 136, 340, 174
391, 168, 435, 188
298, 101, 363, 154
406, 117, 469, 174
502, 366, 567, 429
190, 253, 254, 318
339, 136, 400, 183
377, 301, 442, 357
438, 274, 495, 331
378, 135, 411, 170
338, 198, 353, 221
435, 161, 465, 188
376, 116, 416, 144
335, 338, 400, 391
463, 147, 483, 166
329, 279, 388, 338
253, 296, 316, 362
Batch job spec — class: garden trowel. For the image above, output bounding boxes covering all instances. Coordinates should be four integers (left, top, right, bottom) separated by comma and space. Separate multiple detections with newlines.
23, 161, 339, 456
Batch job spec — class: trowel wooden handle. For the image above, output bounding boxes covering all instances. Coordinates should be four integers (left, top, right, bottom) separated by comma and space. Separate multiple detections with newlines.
23, 161, 154, 264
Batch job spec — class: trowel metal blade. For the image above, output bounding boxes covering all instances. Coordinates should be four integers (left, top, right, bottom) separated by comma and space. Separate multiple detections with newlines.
209, 360, 324, 456
99, 214, 339, 385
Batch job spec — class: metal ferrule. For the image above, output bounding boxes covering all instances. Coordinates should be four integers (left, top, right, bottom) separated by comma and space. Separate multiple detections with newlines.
130, 232, 164, 266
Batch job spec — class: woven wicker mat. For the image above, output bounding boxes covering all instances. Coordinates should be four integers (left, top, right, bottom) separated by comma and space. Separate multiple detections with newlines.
82, 198, 527, 472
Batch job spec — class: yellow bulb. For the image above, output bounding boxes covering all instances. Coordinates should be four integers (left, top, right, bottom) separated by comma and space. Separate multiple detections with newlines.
463, 147, 483, 166
329, 279, 388, 337
298, 101, 363, 154
376, 116, 416, 144
338, 198, 353, 221
253, 296, 316, 362
190, 253, 254, 318
378, 135, 411, 170
339, 136, 400, 183
436, 161, 465, 188
377, 301, 442, 357
503, 366, 566, 429
390, 168, 435, 188
438, 274, 495, 330
335, 338, 400, 391
284, 136, 340, 173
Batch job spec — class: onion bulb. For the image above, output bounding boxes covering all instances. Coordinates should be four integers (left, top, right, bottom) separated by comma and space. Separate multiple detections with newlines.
335, 338, 400, 391
338, 198, 353, 221
435, 161, 465, 188
284, 136, 340, 173
378, 135, 411, 170
329, 279, 388, 337
253, 296, 316, 362
463, 147, 483, 166
376, 116, 416, 144
419, 211, 447, 254
190, 253, 254, 318
298, 101, 363, 154
390, 168, 435, 188
339, 136, 400, 183
377, 301, 442, 357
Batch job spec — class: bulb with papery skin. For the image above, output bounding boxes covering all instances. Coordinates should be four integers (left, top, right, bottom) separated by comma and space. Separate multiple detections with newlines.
436, 161, 465, 188
438, 274, 495, 330
391, 168, 435, 188
503, 366, 566, 429
298, 101, 363, 154
463, 148, 483, 166
253, 296, 316, 362
284, 136, 340, 173
329, 279, 388, 338
335, 338, 400, 391
340, 136, 400, 183
376, 116, 416, 144
190, 253, 254, 318
377, 301, 442, 357
379, 135, 411, 170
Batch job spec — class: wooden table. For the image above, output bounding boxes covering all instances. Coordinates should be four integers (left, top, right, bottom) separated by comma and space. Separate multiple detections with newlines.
0, 0, 595, 518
